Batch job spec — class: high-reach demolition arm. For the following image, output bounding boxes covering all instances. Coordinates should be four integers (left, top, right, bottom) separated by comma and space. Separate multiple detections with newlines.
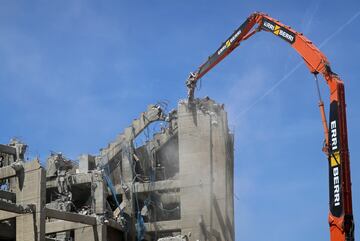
186, 12, 354, 241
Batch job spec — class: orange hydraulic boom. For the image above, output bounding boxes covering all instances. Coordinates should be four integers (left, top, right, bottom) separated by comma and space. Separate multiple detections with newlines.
186, 12, 354, 241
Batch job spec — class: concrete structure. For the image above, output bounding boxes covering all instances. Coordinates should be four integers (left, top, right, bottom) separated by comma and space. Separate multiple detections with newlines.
178, 99, 234, 241
0, 98, 234, 241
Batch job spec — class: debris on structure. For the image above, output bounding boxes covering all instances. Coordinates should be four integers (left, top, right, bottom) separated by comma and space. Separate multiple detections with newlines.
0, 98, 235, 241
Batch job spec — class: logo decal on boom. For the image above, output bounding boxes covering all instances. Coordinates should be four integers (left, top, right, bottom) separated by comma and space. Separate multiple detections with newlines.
262, 19, 296, 44
332, 163, 341, 207
328, 101, 343, 217
217, 28, 242, 56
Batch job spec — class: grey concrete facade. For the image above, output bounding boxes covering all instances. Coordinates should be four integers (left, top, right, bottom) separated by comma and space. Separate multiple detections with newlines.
178, 99, 234, 241
0, 98, 234, 241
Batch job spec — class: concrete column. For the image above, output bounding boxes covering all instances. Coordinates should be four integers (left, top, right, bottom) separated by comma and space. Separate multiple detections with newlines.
93, 172, 107, 215
178, 99, 234, 241
13, 160, 46, 241
178, 101, 211, 240
79, 154, 96, 173
120, 141, 136, 241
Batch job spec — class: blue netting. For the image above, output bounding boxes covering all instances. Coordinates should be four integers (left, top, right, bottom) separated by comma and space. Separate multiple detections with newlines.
103, 172, 120, 208
135, 212, 145, 241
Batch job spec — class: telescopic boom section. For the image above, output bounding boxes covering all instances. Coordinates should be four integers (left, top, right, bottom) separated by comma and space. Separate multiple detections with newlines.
186, 12, 354, 241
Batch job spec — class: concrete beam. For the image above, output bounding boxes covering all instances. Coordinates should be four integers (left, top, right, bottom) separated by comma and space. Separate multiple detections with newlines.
0, 189, 16, 202
45, 208, 97, 226
136, 179, 180, 193
46, 173, 92, 188
144, 220, 181, 232
115, 179, 180, 194
0, 165, 16, 179
0, 200, 26, 213
45, 220, 91, 234
0, 144, 16, 156
0, 210, 18, 220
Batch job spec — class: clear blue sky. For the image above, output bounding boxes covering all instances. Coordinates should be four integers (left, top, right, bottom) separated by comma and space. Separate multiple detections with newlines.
0, 1, 359, 241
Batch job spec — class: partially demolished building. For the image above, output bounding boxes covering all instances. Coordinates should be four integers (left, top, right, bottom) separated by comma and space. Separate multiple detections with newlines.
0, 98, 235, 241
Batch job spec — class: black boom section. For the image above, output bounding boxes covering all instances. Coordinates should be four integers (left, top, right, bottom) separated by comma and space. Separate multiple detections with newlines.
196, 19, 250, 78
328, 101, 343, 218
